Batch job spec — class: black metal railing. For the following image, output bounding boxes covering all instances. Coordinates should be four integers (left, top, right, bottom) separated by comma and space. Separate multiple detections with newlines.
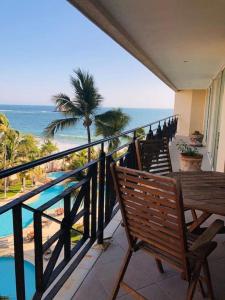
0, 115, 178, 299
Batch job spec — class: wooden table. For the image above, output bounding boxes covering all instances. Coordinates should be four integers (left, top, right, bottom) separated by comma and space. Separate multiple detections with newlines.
169, 171, 225, 232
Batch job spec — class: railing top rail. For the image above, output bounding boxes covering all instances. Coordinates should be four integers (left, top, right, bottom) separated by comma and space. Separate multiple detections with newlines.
0, 114, 178, 180
0, 160, 98, 215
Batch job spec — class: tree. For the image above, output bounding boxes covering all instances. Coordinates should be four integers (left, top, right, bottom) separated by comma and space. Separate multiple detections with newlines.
44, 69, 103, 161
0, 113, 10, 132
0, 116, 20, 197
18, 134, 40, 162
136, 128, 145, 139
16, 134, 40, 190
95, 109, 130, 151
40, 139, 58, 157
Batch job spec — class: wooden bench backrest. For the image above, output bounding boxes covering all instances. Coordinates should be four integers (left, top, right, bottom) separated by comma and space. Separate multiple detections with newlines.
111, 165, 189, 276
135, 138, 172, 175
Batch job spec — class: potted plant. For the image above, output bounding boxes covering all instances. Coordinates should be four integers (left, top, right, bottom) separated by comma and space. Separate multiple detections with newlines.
177, 140, 203, 171
190, 130, 204, 147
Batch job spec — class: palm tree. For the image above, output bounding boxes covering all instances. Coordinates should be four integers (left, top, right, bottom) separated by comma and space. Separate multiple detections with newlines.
0, 122, 20, 198
40, 139, 58, 157
0, 113, 9, 132
95, 109, 130, 151
0, 113, 10, 198
18, 134, 40, 162
44, 69, 103, 161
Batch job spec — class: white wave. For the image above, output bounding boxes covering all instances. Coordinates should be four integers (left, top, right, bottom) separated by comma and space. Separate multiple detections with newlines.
0, 109, 53, 114
57, 134, 87, 139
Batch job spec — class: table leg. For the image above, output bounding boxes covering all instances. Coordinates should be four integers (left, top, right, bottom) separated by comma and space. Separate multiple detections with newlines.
188, 212, 211, 232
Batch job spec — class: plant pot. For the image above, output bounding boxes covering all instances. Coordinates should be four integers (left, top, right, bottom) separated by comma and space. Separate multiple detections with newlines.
190, 133, 204, 147
180, 153, 203, 171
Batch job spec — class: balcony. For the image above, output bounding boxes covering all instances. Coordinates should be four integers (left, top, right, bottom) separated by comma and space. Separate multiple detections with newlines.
0, 116, 178, 300
73, 213, 225, 300
61, 136, 223, 300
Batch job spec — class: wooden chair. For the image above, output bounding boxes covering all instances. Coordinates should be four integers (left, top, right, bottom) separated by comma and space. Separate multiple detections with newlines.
135, 137, 197, 227
110, 164, 223, 300
135, 138, 172, 175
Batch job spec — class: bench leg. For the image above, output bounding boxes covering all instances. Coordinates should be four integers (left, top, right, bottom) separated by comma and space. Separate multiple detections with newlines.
110, 248, 133, 300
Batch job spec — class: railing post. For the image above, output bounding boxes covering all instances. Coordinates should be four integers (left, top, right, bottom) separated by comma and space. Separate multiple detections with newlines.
34, 210, 44, 297
174, 117, 178, 135
91, 162, 97, 240
105, 155, 114, 225
97, 143, 105, 244
156, 122, 162, 139
147, 125, 154, 140
83, 178, 90, 240
13, 205, 26, 300
126, 131, 137, 169
162, 120, 169, 141
63, 193, 71, 261
167, 119, 172, 141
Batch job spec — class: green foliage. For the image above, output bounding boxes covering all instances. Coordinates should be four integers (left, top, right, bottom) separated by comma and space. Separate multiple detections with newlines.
65, 149, 97, 179
0, 114, 44, 198
135, 128, 145, 139
176, 140, 199, 156
18, 134, 40, 162
44, 68, 105, 161
40, 139, 58, 157
95, 108, 130, 151
44, 69, 103, 142
71, 223, 83, 244
0, 180, 32, 199
192, 130, 202, 135
0, 113, 10, 132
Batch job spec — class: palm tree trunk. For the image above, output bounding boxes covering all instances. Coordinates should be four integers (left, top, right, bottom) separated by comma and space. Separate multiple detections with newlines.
87, 125, 91, 162
3, 144, 7, 198
4, 178, 7, 199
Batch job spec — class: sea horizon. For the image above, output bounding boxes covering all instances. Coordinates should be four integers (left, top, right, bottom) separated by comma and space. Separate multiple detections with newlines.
0, 104, 174, 151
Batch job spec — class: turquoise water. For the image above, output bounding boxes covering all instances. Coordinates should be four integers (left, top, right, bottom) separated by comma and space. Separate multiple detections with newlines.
48, 171, 66, 179
0, 104, 173, 147
0, 172, 69, 237
0, 257, 35, 299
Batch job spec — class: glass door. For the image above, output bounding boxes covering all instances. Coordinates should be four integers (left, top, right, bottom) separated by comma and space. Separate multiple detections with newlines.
212, 70, 225, 169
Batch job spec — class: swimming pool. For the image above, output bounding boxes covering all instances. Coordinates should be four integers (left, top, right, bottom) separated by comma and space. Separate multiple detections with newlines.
0, 172, 71, 237
47, 171, 66, 180
0, 257, 35, 299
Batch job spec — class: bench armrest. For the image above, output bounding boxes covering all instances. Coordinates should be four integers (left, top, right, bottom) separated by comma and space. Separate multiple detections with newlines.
190, 219, 224, 252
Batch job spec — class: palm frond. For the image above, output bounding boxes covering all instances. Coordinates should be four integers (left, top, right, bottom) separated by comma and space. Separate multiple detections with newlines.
44, 117, 79, 138
53, 94, 82, 117
71, 69, 103, 115
95, 109, 130, 137
0, 113, 10, 133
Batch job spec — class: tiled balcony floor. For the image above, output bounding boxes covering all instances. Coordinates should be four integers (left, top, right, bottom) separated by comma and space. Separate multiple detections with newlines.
60, 137, 222, 299
73, 214, 225, 300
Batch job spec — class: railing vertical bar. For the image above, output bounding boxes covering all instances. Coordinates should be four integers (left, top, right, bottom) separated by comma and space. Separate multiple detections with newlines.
105, 155, 113, 224
91, 162, 97, 240
83, 177, 90, 239
34, 210, 44, 295
97, 143, 105, 244
12, 205, 26, 300
64, 193, 71, 261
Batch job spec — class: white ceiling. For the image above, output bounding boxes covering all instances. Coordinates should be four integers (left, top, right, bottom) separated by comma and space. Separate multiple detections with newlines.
69, 0, 225, 90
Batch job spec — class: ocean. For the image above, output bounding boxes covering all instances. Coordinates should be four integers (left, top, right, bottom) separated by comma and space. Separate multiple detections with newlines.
0, 104, 173, 150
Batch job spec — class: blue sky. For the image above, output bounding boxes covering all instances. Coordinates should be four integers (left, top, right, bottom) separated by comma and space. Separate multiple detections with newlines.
0, 0, 174, 108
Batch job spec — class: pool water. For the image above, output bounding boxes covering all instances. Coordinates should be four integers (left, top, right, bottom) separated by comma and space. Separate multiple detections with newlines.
0, 257, 35, 299
47, 171, 66, 180
0, 172, 71, 237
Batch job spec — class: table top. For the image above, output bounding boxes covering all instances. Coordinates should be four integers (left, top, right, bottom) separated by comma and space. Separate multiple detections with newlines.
169, 171, 225, 216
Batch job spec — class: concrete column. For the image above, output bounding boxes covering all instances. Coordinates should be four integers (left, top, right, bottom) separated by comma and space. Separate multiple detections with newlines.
174, 89, 206, 136
216, 84, 225, 171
